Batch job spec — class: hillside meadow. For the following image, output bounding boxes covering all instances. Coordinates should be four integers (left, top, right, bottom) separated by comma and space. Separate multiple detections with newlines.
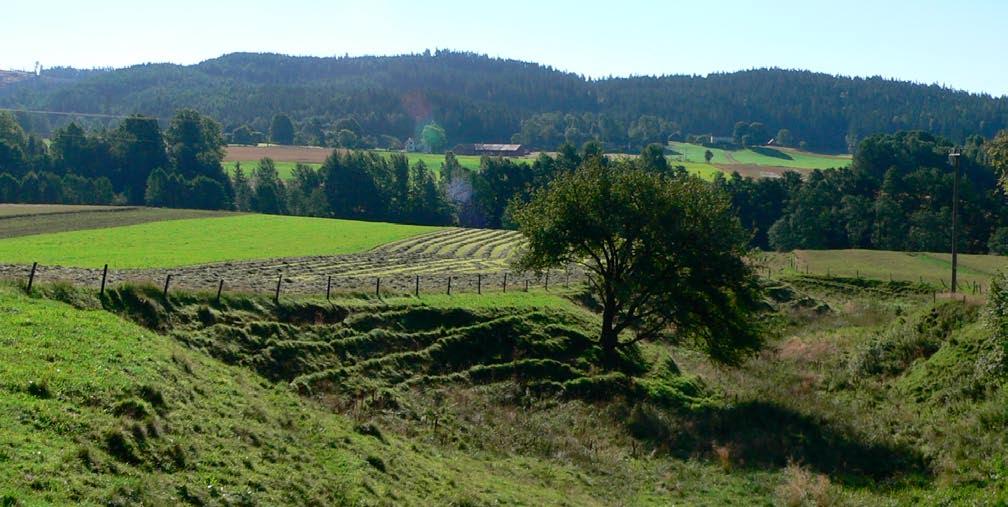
224, 144, 845, 183
668, 142, 852, 171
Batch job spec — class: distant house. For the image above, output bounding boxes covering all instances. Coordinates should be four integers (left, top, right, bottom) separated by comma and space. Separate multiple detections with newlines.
452, 143, 529, 157
404, 137, 418, 152
709, 135, 734, 145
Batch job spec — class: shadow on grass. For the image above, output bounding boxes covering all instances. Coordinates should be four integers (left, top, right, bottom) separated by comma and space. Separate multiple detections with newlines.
750, 146, 794, 160
633, 400, 929, 487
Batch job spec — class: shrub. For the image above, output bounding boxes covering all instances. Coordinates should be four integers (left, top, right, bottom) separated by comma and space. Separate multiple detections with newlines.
850, 302, 978, 378
989, 227, 1008, 255
775, 462, 835, 507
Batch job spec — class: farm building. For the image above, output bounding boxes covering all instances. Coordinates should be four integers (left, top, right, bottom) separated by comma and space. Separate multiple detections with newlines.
451, 143, 529, 156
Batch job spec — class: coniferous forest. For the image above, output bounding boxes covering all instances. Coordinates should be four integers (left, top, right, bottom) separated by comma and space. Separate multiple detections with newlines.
1, 51, 1006, 153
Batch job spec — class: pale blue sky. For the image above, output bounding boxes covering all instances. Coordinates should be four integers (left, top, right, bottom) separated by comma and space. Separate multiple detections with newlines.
2, 0, 1006, 96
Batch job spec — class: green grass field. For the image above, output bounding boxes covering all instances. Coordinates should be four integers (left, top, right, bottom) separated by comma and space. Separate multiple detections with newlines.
226, 151, 539, 180
225, 160, 320, 179
0, 214, 443, 268
761, 249, 1008, 289
669, 142, 851, 171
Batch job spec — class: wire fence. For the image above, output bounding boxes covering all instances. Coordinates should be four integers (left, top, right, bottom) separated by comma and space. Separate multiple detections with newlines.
3, 262, 587, 301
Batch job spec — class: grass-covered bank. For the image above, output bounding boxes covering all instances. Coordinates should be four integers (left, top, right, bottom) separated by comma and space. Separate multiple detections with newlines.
4, 273, 1008, 504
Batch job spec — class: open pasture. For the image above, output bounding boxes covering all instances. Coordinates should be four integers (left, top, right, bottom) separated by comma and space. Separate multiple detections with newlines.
761, 249, 1008, 289
0, 225, 558, 297
668, 142, 851, 176
0, 214, 442, 269
225, 160, 320, 179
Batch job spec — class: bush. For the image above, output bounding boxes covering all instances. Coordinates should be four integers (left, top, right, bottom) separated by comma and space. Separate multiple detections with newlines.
990, 227, 1008, 255
850, 301, 978, 378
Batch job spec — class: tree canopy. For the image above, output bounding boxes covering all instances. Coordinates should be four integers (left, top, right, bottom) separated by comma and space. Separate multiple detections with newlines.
513, 160, 763, 369
270, 114, 295, 145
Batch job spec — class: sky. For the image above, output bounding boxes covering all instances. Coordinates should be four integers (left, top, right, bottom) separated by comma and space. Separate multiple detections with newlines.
2, 0, 1006, 96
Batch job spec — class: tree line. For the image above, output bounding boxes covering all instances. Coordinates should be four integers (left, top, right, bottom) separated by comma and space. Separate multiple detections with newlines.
2, 51, 1006, 153
5, 106, 1008, 255
718, 130, 1008, 255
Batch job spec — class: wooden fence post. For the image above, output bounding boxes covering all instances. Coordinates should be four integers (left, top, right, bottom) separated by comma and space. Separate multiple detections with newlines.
415, 275, 420, 297
274, 273, 283, 303
163, 274, 172, 299
26, 262, 37, 294
503, 272, 508, 293
447, 276, 452, 295
524, 279, 529, 292
100, 264, 108, 296
477, 273, 481, 295
216, 279, 224, 304
326, 275, 332, 300
375, 277, 381, 297
565, 268, 570, 288
545, 271, 549, 291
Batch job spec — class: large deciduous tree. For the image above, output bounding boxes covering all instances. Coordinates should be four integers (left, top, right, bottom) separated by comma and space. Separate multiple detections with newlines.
420, 123, 447, 153
166, 109, 227, 182
512, 160, 763, 369
113, 115, 169, 204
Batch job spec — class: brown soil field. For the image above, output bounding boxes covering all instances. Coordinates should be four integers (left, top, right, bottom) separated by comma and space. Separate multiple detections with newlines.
225, 145, 333, 164
0, 203, 125, 218
0, 206, 238, 239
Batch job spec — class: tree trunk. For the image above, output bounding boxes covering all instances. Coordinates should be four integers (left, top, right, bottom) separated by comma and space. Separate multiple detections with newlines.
600, 299, 619, 370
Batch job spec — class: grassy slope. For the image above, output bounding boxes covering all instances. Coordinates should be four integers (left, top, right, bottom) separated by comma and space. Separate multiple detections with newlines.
0, 285, 639, 506
762, 249, 1008, 289
0, 214, 443, 268
5, 273, 1008, 504
668, 142, 851, 170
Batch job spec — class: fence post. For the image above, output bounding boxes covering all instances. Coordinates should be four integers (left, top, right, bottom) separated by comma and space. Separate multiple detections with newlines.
216, 279, 224, 304
26, 262, 37, 294
100, 264, 108, 296
375, 277, 380, 297
415, 275, 420, 297
477, 273, 481, 295
274, 273, 283, 303
162, 274, 172, 299
545, 271, 549, 291
326, 275, 332, 300
565, 268, 570, 288
503, 272, 507, 293
447, 276, 452, 295
524, 279, 529, 292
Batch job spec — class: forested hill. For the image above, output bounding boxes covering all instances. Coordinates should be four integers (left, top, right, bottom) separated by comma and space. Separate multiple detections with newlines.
2, 51, 1006, 152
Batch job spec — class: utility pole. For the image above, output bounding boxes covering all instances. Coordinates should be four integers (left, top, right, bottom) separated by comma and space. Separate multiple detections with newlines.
949, 148, 961, 293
